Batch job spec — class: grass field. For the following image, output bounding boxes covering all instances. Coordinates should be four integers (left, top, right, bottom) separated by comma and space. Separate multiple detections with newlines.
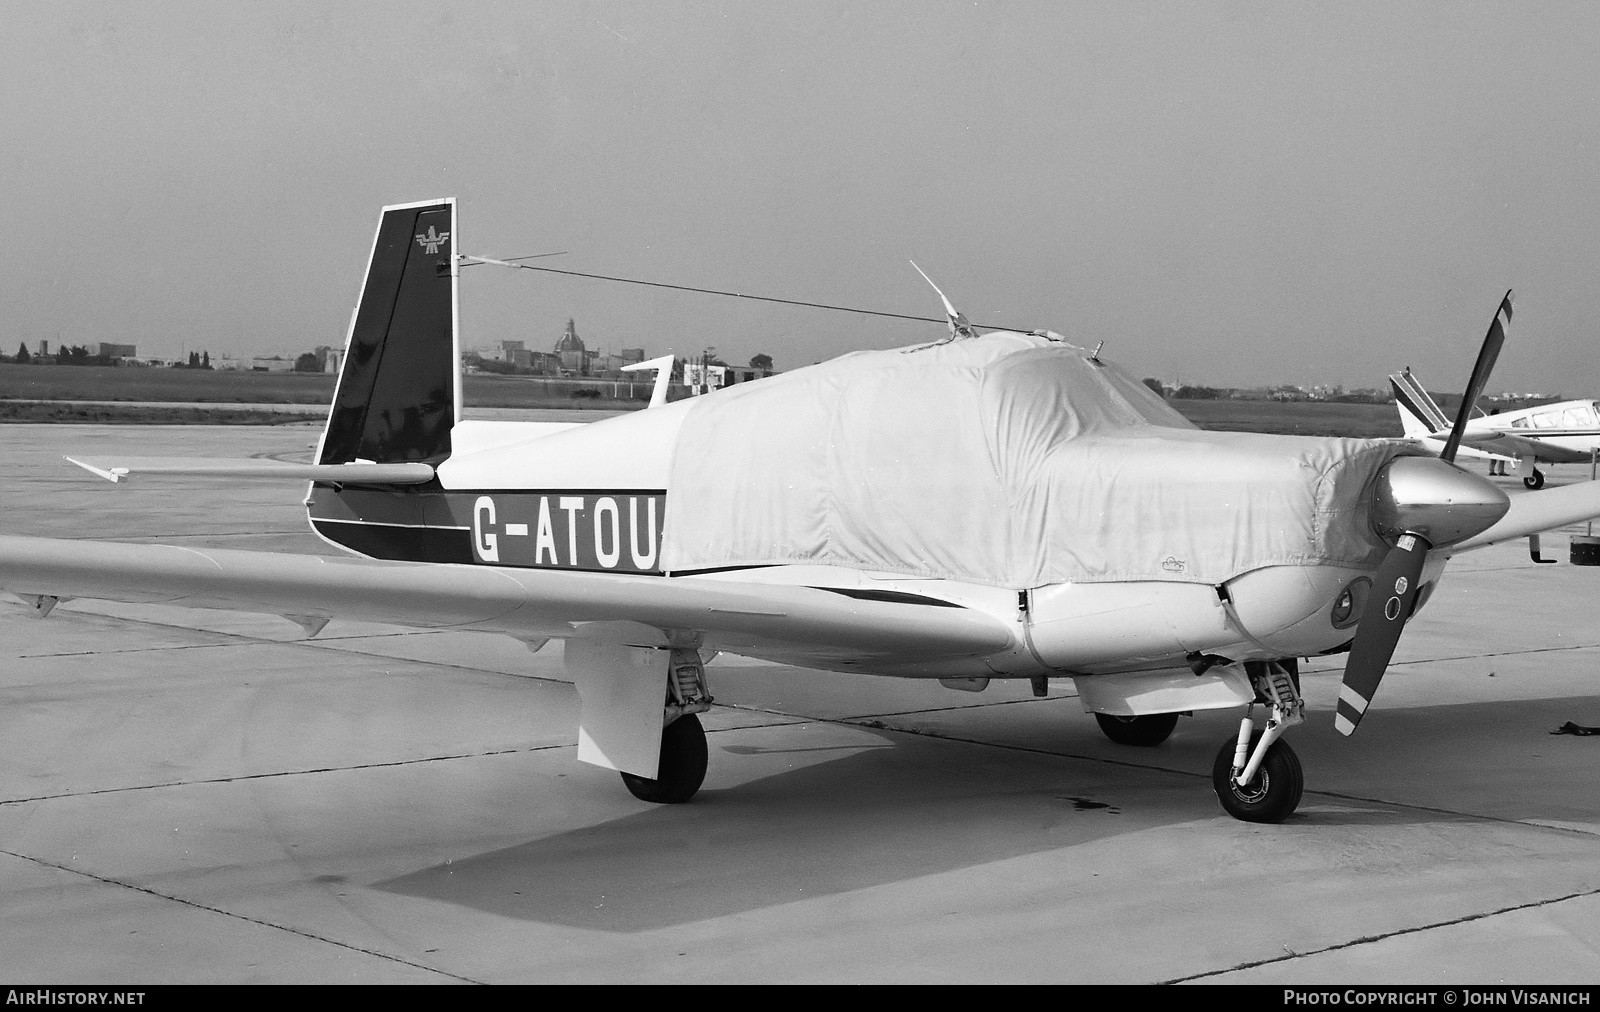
0, 363, 336, 403
1170, 399, 1401, 438
0, 363, 1405, 436
0, 364, 651, 410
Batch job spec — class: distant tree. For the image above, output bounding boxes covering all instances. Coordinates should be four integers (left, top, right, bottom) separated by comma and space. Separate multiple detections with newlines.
200, 350, 210, 370
1141, 377, 1164, 397
1174, 385, 1222, 400
294, 352, 321, 373
14, 343, 29, 364
749, 353, 773, 370
187, 351, 200, 368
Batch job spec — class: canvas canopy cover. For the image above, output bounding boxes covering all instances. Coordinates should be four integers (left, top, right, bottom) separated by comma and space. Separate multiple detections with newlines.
661, 333, 1409, 589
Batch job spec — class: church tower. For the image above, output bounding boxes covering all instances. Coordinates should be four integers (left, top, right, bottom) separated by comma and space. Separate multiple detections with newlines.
555, 318, 587, 375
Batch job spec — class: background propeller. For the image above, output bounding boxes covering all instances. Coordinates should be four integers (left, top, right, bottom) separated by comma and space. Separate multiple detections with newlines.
1336, 291, 1514, 736
1440, 290, 1513, 464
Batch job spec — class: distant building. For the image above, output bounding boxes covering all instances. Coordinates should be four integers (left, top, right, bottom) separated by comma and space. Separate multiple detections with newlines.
620, 348, 645, 365
555, 319, 587, 375
682, 361, 729, 393
251, 355, 294, 372
593, 353, 633, 375
480, 340, 534, 369
98, 342, 137, 362
312, 345, 343, 374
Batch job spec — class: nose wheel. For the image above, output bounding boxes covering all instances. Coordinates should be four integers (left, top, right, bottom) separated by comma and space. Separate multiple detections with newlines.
1210, 660, 1306, 823
1523, 467, 1546, 490
1211, 731, 1303, 823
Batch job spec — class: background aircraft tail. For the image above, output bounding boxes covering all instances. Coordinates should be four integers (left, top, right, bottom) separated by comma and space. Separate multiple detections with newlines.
318, 199, 460, 467
1389, 369, 1450, 439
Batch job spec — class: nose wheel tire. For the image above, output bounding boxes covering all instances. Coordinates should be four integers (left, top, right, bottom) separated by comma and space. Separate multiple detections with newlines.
1211, 732, 1303, 823
621, 713, 708, 804
1524, 468, 1546, 490
1094, 711, 1179, 746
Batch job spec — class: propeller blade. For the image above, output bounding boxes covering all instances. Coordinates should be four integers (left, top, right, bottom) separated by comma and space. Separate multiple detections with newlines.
1440, 290, 1513, 463
1336, 533, 1430, 736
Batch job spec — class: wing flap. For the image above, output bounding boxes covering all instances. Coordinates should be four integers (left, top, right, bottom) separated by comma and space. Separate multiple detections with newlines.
0, 536, 1013, 661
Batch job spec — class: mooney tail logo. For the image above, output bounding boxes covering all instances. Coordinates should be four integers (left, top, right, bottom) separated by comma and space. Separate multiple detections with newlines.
472, 493, 664, 573
415, 226, 450, 254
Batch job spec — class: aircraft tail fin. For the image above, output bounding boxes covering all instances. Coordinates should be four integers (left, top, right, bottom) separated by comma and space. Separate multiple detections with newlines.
318, 199, 460, 467
1389, 369, 1451, 438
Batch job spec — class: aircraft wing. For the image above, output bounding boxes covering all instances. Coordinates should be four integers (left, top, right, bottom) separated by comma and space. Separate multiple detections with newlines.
1450, 479, 1600, 551
1404, 437, 1504, 463
0, 535, 1013, 667
1445, 429, 1551, 460
1401, 429, 1540, 462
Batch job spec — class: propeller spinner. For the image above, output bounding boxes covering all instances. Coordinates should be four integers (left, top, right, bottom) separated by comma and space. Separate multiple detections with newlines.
1336, 292, 1515, 736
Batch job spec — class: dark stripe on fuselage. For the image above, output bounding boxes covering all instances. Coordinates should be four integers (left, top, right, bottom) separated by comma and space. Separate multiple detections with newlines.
312, 518, 474, 563
306, 484, 667, 574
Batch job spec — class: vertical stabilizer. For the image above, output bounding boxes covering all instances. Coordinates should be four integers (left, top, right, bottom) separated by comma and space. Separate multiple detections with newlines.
1389, 369, 1451, 438
319, 199, 459, 466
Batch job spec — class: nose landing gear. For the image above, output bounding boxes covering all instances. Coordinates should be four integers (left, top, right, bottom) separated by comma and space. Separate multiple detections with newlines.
1211, 661, 1305, 823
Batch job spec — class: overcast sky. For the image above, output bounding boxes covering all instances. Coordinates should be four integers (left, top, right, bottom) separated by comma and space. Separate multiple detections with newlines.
4, 1, 1598, 392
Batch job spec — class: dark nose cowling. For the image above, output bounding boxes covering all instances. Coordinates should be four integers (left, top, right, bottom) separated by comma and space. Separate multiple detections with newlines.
1369, 455, 1509, 547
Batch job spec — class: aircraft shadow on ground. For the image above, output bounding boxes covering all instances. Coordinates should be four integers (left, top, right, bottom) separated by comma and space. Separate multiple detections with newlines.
1283, 693, 1600, 826
373, 693, 1600, 933
374, 730, 1218, 932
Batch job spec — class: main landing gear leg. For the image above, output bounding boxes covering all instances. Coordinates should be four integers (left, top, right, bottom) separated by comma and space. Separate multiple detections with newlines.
621, 649, 713, 804
1211, 661, 1305, 823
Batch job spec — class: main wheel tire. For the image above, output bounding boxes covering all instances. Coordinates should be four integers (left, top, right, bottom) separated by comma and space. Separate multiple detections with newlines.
620, 712, 708, 804
1094, 711, 1179, 747
1211, 732, 1303, 823
1525, 468, 1546, 490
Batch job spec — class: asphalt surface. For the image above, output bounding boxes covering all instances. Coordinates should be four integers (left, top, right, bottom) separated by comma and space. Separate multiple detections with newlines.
0, 424, 1597, 984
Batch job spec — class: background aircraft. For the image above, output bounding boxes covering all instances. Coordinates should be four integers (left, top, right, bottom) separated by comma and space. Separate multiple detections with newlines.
1391, 367, 1600, 489
4, 202, 1599, 826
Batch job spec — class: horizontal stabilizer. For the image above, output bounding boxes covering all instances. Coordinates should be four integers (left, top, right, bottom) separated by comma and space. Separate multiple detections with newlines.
65, 456, 434, 485
620, 354, 677, 409
1451, 480, 1600, 551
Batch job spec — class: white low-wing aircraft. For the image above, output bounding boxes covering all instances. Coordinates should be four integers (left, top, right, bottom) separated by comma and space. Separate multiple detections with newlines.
6, 200, 1600, 824
1392, 366, 1600, 490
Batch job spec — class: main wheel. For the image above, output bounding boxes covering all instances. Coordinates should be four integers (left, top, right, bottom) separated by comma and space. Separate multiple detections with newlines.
1094, 711, 1179, 747
621, 713, 708, 804
1524, 468, 1546, 490
1211, 732, 1303, 823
